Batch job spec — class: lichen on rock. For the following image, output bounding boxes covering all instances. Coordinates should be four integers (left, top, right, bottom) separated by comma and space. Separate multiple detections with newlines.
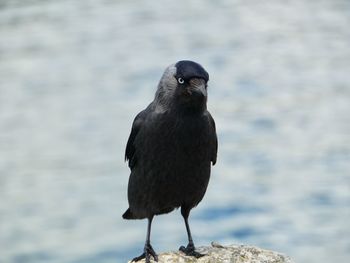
128, 242, 294, 263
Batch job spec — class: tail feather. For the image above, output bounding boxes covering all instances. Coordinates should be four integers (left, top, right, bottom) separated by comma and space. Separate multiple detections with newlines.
122, 208, 133, 219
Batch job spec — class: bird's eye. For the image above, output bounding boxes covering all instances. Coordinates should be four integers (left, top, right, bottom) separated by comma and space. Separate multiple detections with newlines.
178, 78, 185, 84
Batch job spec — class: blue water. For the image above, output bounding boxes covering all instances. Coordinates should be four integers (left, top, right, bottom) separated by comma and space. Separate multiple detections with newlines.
1, 0, 350, 262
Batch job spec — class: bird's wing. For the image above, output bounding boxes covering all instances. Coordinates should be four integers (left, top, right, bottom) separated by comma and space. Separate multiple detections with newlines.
207, 112, 218, 165
125, 105, 151, 169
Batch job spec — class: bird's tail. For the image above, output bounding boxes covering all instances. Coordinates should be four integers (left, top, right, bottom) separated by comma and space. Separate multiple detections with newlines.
122, 208, 133, 219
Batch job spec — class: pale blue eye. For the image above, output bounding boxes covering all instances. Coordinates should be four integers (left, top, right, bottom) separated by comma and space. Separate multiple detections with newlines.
178, 78, 184, 84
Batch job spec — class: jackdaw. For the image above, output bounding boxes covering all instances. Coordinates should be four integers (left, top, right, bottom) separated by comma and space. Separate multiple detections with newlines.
123, 60, 218, 262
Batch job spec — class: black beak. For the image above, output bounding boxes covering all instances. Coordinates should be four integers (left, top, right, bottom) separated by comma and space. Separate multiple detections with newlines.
188, 78, 207, 97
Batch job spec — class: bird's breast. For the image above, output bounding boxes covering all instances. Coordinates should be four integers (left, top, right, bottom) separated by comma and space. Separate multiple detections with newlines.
141, 114, 212, 169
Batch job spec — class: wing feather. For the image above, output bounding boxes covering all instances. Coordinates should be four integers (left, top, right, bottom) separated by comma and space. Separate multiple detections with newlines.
207, 112, 218, 165
125, 106, 151, 168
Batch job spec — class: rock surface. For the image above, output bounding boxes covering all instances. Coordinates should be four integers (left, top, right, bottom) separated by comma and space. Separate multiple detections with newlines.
128, 242, 294, 263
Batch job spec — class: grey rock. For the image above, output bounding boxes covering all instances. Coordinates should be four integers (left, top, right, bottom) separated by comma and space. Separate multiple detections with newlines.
128, 242, 294, 263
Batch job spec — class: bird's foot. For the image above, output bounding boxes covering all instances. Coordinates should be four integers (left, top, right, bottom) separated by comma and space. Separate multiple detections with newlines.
179, 243, 205, 258
132, 244, 158, 263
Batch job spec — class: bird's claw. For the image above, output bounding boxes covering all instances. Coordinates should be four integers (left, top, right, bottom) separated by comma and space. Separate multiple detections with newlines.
179, 243, 205, 258
132, 244, 158, 263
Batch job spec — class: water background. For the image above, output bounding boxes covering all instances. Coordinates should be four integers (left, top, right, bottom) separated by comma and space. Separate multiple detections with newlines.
1, 0, 350, 262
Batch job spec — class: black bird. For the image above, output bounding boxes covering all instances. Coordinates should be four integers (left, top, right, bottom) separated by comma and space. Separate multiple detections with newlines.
123, 60, 218, 262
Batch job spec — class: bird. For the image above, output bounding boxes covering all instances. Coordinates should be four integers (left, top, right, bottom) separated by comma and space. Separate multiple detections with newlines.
123, 60, 218, 263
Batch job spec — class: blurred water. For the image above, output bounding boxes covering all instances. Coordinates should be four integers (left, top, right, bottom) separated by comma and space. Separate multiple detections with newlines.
1, 0, 350, 262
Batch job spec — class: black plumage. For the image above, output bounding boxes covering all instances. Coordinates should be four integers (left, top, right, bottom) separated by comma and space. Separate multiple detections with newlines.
123, 60, 218, 262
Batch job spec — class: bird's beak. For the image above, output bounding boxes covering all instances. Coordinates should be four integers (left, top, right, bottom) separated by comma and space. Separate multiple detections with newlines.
188, 78, 207, 97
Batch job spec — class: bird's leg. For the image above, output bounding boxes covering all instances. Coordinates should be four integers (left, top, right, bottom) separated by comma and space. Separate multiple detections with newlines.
132, 216, 158, 263
179, 206, 205, 258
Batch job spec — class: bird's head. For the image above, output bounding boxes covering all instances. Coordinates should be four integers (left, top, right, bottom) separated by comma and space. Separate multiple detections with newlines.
155, 60, 209, 113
